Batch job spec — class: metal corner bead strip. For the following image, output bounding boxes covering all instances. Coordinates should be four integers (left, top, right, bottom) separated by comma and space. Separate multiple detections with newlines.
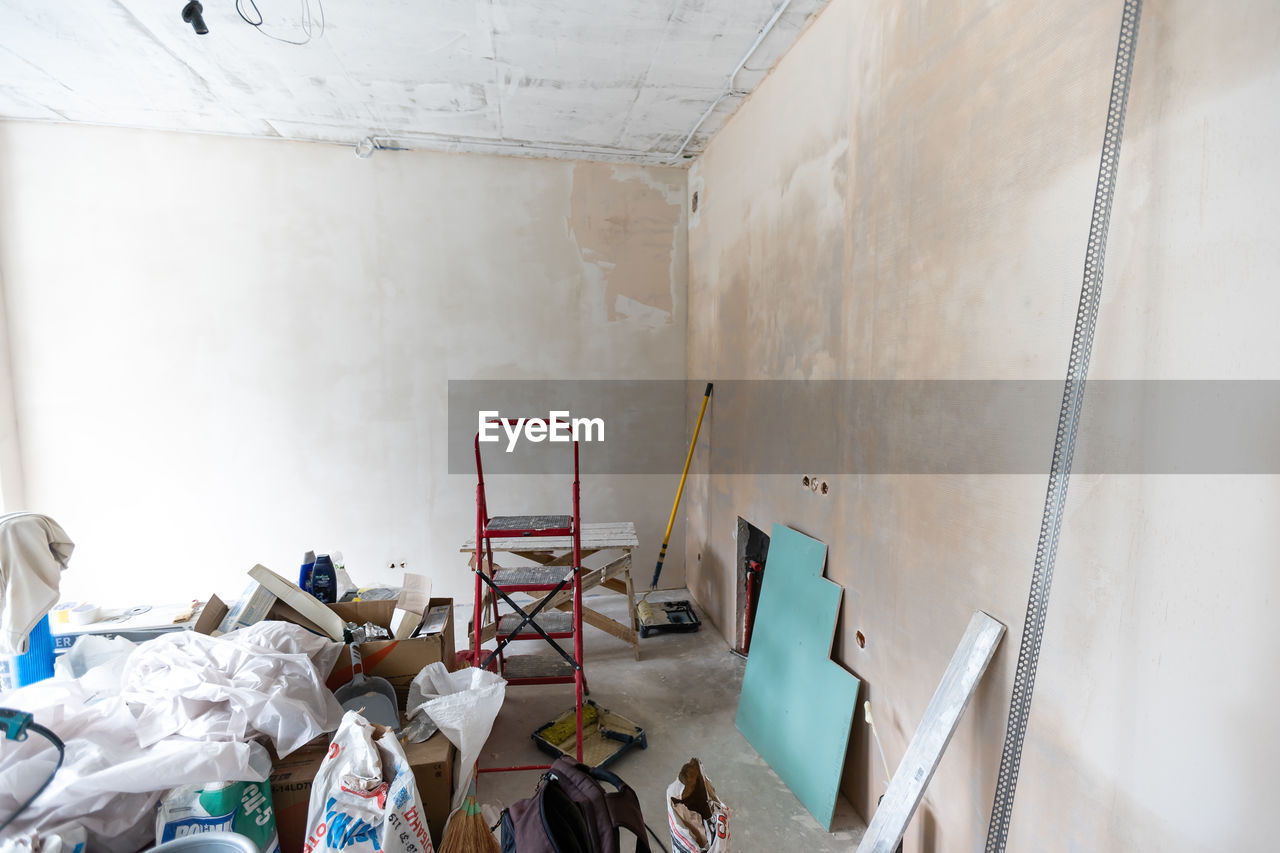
985, 2, 1144, 850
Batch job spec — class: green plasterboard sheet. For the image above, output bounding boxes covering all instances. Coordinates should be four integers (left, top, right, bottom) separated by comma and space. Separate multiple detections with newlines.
735, 524, 860, 829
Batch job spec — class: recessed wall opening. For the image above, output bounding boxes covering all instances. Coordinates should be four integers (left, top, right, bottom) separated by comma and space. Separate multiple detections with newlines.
734, 516, 770, 654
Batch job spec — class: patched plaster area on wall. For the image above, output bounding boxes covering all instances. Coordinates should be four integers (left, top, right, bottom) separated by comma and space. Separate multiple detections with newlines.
569, 163, 684, 325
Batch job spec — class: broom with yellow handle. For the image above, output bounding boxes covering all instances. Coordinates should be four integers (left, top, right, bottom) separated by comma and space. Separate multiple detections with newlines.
636, 382, 713, 629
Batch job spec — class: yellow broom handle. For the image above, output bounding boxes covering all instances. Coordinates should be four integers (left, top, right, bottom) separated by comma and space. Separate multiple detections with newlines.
651, 383, 713, 589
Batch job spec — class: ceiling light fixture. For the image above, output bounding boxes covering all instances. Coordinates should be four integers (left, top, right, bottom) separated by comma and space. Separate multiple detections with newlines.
181, 1, 209, 35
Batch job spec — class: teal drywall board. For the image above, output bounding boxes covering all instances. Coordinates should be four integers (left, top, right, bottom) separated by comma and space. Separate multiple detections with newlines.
735, 524, 860, 829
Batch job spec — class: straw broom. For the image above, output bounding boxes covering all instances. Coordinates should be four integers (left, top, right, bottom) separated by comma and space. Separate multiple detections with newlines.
439, 795, 498, 853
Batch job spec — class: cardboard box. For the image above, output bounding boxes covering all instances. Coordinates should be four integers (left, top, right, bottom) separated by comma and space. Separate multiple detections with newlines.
219, 582, 278, 634
270, 732, 455, 851
196, 597, 456, 705
318, 598, 456, 706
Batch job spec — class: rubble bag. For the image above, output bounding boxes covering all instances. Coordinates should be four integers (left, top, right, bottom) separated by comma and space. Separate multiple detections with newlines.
302, 710, 435, 853
665, 759, 729, 853
499, 758, 651, 853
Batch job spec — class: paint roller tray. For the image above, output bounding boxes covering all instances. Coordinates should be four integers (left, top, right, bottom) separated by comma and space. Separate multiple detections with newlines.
531, 700, 647, 768
638, 600, 702, 637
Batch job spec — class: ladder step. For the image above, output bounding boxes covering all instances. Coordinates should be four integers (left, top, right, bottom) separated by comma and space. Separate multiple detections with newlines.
486, 515, 572, 537
492, 565, 574, 591
502, 654, 577, 684
496, 611, 574, 639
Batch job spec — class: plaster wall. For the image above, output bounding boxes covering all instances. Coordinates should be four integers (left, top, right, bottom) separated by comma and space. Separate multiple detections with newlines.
0, 121, 688, 606
686, 0, 1280, 849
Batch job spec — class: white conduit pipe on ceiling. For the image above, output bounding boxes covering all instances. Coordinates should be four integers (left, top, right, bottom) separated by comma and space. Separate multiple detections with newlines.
360, 0, 795, 163
666, 0, 795, 163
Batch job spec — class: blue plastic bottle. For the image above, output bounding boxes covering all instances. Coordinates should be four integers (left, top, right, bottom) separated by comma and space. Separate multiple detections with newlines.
310, 554, 337, 604
298, 550, 317, 593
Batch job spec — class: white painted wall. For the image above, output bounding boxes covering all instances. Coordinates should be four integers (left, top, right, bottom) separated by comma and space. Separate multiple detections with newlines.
0, 121, 687, 608
687, 0, 1280, 850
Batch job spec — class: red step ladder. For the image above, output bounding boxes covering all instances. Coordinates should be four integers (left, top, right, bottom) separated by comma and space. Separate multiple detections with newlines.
471, 418, 585, 770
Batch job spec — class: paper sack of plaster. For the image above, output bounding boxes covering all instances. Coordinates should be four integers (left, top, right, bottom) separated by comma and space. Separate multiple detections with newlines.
667, 758, 730, 853
302, 711, 434, 853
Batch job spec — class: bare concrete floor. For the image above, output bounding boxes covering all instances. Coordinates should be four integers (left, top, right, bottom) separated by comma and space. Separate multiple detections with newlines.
458, 590, 865, 851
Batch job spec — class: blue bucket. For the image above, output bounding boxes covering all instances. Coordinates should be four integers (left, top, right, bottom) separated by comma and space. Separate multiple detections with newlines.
3, 614, 56, 691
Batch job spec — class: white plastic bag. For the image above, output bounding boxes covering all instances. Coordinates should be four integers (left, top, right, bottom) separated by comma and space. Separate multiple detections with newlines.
667, 759, 730, 853
302, 711, 434, 853
405, 662, 506, 809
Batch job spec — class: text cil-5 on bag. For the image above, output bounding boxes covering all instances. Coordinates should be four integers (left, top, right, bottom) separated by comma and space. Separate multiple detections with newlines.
666, 759, 729, 853
156, 780, 279, 853
303, 711, 435, 853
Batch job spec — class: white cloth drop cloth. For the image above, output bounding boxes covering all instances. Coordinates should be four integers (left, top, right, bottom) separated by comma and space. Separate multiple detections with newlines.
0, 512, 74, 655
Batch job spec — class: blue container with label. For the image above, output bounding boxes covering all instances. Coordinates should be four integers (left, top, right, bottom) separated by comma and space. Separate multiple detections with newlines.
7, 614, 55, 689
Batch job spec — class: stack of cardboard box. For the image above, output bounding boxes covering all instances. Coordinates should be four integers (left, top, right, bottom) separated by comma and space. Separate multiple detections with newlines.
197, 573, 459, 850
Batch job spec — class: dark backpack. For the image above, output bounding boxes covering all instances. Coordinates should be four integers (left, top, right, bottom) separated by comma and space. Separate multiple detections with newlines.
500, 758, 653, 853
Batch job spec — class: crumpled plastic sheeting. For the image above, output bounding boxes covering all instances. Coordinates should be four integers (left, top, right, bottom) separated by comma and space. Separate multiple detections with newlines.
121, 621, 343, 755
0, 824, 86, 853
0, 622, 342, 850
406, 662, 505, 809
0, 669, 271, 848
53, 634, 136, 681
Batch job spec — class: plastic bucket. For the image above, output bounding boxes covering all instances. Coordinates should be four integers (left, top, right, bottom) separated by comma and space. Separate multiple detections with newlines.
0, 614, 55, 692
151, 832, 261, 853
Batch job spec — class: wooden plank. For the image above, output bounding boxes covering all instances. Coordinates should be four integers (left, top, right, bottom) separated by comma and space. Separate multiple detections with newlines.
461, 521, 635, 539
470, 535, 637, 551
735, 526, 860, 829
474, 553, 634, 645
531, 553, 632, 612
460, 521, 638, 552
856, 611, 1006, 853
579, 606, 636, 645
624, 567, 639, 660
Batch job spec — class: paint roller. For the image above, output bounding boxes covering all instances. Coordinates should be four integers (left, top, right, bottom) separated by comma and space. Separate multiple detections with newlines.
636, 383, 712, 628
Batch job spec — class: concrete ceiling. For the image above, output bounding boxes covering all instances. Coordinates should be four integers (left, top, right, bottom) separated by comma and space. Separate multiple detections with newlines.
0, 0, 828, 164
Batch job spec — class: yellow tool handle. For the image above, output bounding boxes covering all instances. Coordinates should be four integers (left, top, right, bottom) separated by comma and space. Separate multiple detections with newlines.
650, 383, 713, 589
